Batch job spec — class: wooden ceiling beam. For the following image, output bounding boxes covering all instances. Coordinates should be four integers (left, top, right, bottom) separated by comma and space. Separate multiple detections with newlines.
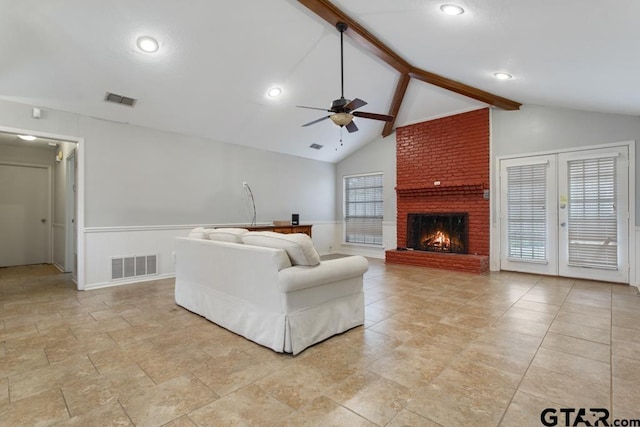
409, 68, 521, 111
298, 0, 522, 133
298, 0, 411, 74
383, 73, 410, 137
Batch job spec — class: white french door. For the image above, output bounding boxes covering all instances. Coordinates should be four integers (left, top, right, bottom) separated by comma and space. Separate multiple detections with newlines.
558, 147, 629, 282
500, 146, 629, 283
500, 155, 558, 276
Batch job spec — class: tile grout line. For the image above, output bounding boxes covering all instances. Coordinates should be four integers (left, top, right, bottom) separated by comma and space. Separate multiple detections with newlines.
59, 387, 73, 421
495, 277, 575, 426
609, 285, 614, 419
116, 399, 136, 426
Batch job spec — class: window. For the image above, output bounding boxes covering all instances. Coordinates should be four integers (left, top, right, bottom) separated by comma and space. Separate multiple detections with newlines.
506, 162, 548, 262
344, 173, 383, 245
567, 156, 617, 269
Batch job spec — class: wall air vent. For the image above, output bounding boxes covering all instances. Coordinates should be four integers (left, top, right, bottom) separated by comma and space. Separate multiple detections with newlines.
111, 254, 157, 281
104, 92, 137, 107
309, 143, 323, 150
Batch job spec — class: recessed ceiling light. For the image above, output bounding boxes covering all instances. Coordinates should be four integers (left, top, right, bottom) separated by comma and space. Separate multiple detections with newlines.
136, 36, 159, 53
17, 135, 37, 141
440, 4, 465, 15
266, 87, 282, 98
493, 72, 513, 80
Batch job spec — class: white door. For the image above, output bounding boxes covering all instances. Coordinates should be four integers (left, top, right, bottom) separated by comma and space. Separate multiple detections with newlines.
0, 164, 50, 267
500, 146, 630, 283
65, 150, 77, 279
558, 147, 629, 282
500, 154, 558, 275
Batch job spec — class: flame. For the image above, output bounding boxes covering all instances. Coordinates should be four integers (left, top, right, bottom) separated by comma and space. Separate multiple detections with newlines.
433, 231, 447, 246
421, 230, 451, 250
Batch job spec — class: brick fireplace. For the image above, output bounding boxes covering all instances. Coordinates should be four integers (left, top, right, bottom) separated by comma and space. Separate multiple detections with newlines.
386, 108, 490, 273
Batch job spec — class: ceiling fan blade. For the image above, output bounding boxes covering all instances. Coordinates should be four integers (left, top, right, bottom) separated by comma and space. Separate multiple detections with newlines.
297, 105, 332, 112
302, 116, 331, 127
344, 98, 367, 111
345, 120, 358, 133
353, 111, 394, 122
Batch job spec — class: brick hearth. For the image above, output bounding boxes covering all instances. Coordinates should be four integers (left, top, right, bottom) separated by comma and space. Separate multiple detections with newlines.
385, 250, 489, 274
386, 108, 490, 273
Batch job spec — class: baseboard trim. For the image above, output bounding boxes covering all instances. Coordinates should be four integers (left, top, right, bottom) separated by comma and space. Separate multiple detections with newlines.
84, 272, 175, 290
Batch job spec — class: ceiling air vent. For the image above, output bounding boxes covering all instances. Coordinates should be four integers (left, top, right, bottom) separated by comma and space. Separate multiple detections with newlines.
309, 143, 323, 150
104, 92, 137, 107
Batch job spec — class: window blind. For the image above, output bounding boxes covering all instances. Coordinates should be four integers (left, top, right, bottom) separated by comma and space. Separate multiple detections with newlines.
567, 157, 617, 269
344, 173, 383, 245
506, 163, 547, 262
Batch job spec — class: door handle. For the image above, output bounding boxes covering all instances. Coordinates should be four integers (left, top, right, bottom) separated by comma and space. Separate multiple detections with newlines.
41, 218, 46, 223
560, 222, 566, 227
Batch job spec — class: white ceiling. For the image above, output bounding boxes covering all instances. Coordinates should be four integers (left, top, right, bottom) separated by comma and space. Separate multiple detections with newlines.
1, 0, 638, 163
0, 131, 61, 149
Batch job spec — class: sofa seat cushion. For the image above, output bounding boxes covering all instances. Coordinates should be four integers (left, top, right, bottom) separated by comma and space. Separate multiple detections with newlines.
242, 231, 320, 266
206, 227, 249, 243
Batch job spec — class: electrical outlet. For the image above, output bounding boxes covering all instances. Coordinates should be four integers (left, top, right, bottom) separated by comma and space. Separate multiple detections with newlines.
242, 181, 247, 187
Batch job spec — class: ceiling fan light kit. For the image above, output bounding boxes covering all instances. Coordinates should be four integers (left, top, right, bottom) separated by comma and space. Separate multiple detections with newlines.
330, 112, 354, 126
297, 22, 393, 134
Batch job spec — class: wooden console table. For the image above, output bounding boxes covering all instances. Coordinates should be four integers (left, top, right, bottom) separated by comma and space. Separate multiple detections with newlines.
246, 224, 312, 238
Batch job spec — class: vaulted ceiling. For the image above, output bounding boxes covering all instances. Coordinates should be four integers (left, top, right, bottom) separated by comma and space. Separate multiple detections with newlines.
1, 1, 638, 163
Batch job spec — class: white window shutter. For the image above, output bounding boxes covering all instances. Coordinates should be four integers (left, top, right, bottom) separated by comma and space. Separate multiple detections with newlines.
567, 157, 617, 269
506, 163, 547, 262
344, 173, 383, 245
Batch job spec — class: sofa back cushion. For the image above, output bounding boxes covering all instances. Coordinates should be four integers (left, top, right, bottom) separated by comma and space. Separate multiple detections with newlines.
188, 227, 213, 239
206, 228, 248, 243
242, 231, 320, 266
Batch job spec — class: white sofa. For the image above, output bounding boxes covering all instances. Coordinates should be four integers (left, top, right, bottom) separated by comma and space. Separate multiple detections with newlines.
174, 231, 368, 355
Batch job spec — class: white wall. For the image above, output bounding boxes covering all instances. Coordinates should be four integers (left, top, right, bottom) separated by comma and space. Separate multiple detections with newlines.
339, 104, 640, 283
78, 117, 337, 287
0, 98, 337, 288
491, 104, 639, 285
492, 104, 640, 222
335, 133, 397, 258
78, 118, 335, 227
0, 143, 55, 165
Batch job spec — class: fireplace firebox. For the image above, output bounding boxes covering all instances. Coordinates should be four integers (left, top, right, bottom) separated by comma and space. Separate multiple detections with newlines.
406, 213, 468, 254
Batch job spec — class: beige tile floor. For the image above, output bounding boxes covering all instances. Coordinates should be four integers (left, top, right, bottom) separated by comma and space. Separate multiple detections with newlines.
1, 260, 640, 426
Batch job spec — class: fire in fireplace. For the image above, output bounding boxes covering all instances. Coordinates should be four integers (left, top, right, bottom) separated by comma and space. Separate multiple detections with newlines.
406, 213, 468, 254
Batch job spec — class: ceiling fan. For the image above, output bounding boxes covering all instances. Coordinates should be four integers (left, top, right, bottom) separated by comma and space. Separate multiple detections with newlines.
297, 22, 393, 133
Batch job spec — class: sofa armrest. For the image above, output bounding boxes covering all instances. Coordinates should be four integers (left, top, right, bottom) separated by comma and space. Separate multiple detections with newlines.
278, 256, 368, 293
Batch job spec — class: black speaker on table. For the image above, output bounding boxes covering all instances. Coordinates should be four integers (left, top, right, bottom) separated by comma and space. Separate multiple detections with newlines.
291, 214, 299, 225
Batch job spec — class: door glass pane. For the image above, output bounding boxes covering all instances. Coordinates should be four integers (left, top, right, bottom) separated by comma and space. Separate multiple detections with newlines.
506, 164, 547, 261
567, 157, 617, 269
